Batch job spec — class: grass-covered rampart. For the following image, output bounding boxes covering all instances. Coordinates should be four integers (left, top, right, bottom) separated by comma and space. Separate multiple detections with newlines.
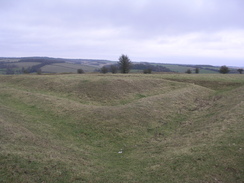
0, 74, 243, 182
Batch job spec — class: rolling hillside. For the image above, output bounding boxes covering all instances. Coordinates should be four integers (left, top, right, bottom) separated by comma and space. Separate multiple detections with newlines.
0, 57, 111, 74
1, 57, 243, 74
160, 64, 220, 73
0, 73, 244, 182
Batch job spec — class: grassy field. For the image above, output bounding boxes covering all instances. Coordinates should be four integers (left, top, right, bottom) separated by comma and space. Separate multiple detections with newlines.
0, 58, 98, 74
0, 58, 20, 62
13, 62, 42, 68
160, 64, 219, 73
41, 63, 97, 73
0, 73, 243, 182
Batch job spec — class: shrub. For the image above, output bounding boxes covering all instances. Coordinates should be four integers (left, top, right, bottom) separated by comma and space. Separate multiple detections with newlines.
185, 69, 192, 74
195, 68, 199, 74
219, 65, 229, 74
143, 68, 152, 74
110, 65, 118, 74
77, 69, 84, 74
37, 69, 42, 75
237, 69, 243, 74
100, 66, 108, 74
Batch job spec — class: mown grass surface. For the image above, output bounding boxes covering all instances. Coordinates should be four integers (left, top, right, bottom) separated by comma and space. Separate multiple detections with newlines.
0, 74, 243, 182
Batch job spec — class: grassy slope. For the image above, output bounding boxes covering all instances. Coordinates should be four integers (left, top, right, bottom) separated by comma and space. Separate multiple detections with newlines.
0, 60, 97, 74
161, 64, 219, 73
41, 63, 97, 73
12, 62, 42, 68
0, 61, 40, 74
0, 74, 243, 182
0, 59, 20, 62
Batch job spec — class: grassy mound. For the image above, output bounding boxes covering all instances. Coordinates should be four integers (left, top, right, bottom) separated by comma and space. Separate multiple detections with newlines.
0, 74, 243, 182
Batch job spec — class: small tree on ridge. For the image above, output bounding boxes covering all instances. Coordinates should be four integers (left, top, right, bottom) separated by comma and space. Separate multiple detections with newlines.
195, 67, 199, 74
100, 66, 108, 74
110, 65, 118, 74
237, 68, 243, 74
186, 69, 191, 74
77, 68, 84, 74
118, 54, 132, 73
219, 65, 229, 74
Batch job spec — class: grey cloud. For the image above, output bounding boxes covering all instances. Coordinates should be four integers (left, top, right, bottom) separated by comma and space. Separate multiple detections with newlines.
2, 0, 244, 35
1, 0, 244, 66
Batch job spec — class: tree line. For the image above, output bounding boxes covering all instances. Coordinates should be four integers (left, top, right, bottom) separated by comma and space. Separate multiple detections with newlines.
98, 54, 172, 74
1, 55, 243, 75
2, 58, 66, 74
185, 65, 243, 74
98, 55, 244, 75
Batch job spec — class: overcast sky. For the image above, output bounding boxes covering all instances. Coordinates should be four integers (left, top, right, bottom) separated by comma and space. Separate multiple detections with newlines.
1, 0, 244, 66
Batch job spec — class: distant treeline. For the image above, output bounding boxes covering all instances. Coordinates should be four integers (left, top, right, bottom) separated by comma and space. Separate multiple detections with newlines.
19, 57, 65, 63
132, 63, 172, 72
99, 63, 173, 73
0, 62, 18, 74
185, 65, 220, 73
1, 57, 66, 74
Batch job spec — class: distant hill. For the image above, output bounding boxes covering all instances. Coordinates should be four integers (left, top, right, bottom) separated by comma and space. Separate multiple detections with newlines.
0, 57, 242, 74
0, 57, 113, 74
